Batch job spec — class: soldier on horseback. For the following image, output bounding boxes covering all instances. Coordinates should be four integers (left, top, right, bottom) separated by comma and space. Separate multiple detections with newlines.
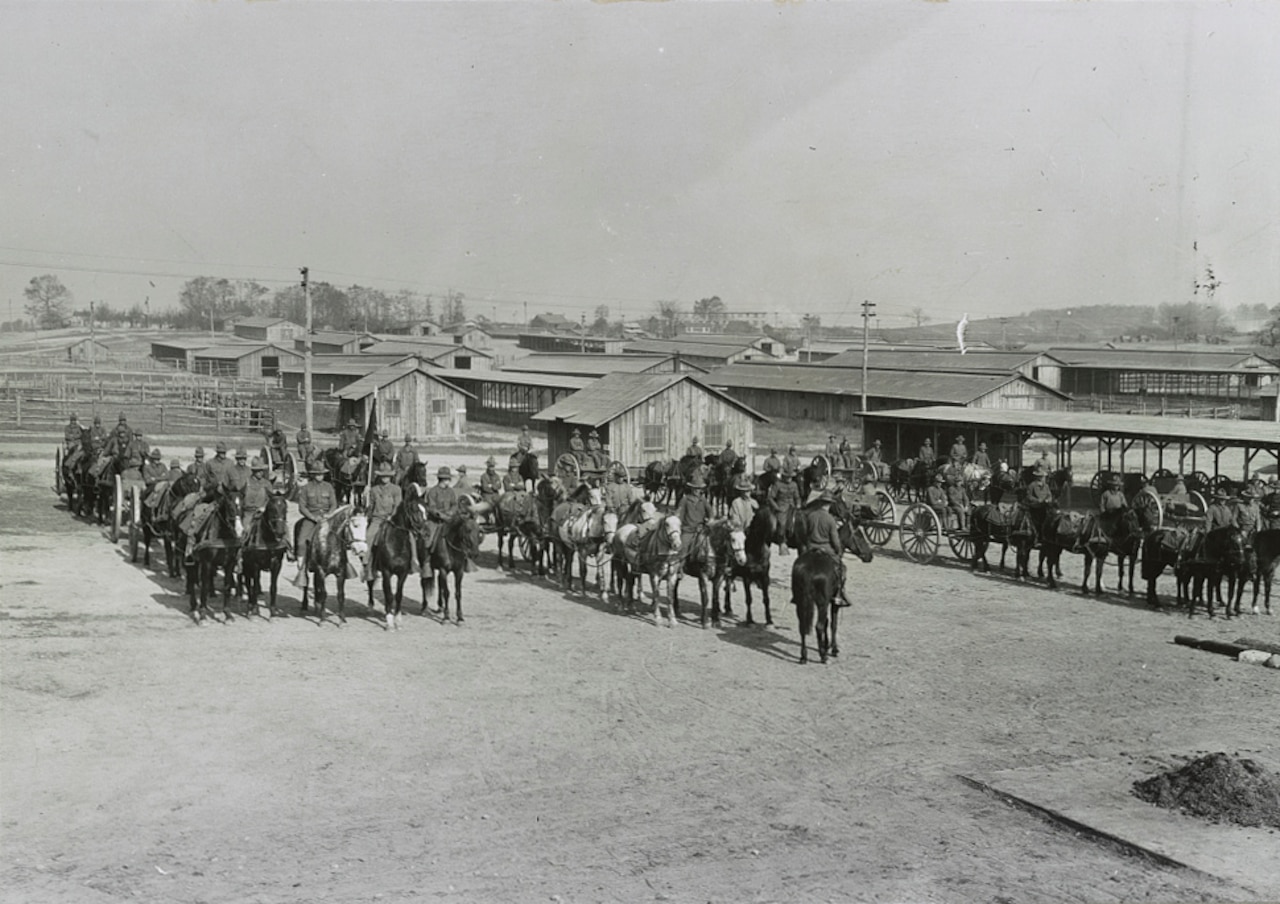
423, 465, 459, 555
726, 474, 757, 533
1235, 486, 1261, 539
783, 444, 801, 475
479, 457, 502, 506
339, 418, 362, 458
603, 464, 633, 515
186, 446, 205, 476
295, 460, 337, 586
104, 413, 131, 460
686, 436, 704, 460
268, 424, 289, 466
296, 422, 314, 467
1206, 488, 1234, 531
372, 429, 395, 470
917, 438, 935, 466
89, 414, 108, 449
799, 490, 851, 607
569, 428, 587, 464
243, 457, 272, 534
767, 466, 800, 555
673, 473, 711, 536
363, 463, 403, 582
141, 447, 166, 498
517, 425, 533, 456
762, 448, 781, 474
63, 413, 81, 453
719, 439, 738, 473
972, 442, 991, 471
395, 434, 418, 484
225, 447, 251, 494
1023, 464, 1056, 535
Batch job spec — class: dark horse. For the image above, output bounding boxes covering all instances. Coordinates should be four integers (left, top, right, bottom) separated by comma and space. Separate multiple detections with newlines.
1246, 529, 1280, 617
1038, 508, 1144, 594
324, 447, 367, 507
509, 450, 541, 491
790, 517, 875, 664
672, 519, 744, 628
139, 471, 200, 577
643, 458, 680, 506
187, 487, 245, 623
1141, 525, 1199, 610
706, 456, 746, 516
367, 496, 429, 630
724, 508, 778, 626
969, 502, 1038, 580
494, 485, 551, 575
297, 505, 369, 625
1182, 526, 1249, 619
423, 511, 483, 623
239, 492, 291, 617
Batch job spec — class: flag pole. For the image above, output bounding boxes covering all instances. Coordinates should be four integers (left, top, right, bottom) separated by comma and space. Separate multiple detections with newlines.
367, 385, 378, 497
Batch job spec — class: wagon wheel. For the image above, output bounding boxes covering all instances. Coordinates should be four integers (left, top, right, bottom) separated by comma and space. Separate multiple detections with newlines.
899, 503, 940, 564
948, 513, 975, 562
128, 485, 142, 562
111, 473, 123, 543
556, 453, 580, 480
1208, 474, 1236, 496
1187, 470, 1211, 494
608, 459, 629, 484
1089, 470, 1106, 502
55, 446, 65, 496
862, 490, 897, 547
517, 533, 533, 562
260, 445, 273, 471
1132, 486, 1162, 531
1151, 467, 1176, 480
1187, 490, 1208, 519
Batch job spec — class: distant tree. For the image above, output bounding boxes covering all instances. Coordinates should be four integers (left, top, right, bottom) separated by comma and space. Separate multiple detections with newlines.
910, 306, 926, 328
24, 274, 72, 329
692, 295, 726, 328
655, 300, 683, 339
440, 290, 466, 326
178, 276, 235, 328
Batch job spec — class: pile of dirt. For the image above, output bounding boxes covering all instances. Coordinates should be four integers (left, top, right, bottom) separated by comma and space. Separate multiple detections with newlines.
1133, 753, 1280, 829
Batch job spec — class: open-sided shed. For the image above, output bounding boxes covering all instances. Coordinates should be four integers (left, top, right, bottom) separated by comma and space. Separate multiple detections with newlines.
532, 372, 767, 472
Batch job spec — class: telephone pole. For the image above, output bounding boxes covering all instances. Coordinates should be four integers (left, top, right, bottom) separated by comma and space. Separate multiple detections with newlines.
301, 267, 313, 434
1000, 317, 1009, 350
89, 300, 97, 384
860, 299, 876, 412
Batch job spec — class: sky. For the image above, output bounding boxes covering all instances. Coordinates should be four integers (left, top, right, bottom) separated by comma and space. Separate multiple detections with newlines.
1, 1, 1277, 329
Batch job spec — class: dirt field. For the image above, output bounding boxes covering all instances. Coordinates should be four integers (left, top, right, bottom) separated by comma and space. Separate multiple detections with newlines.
3, 446, 1278, 904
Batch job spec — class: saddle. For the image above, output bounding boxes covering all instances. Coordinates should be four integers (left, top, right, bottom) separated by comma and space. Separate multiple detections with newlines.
145, 480, 170, 511
89, 454, 112, 480
562, 505, 604, 545
984, 503, 1026, 531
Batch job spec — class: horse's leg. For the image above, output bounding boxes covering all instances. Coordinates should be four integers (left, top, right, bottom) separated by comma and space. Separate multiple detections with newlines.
454, 568, 464, 624
438, 567, 451, 621
381, 569, 394, 630
648, 573, 662, 627
313, 572, 326, 624
761, 576, 773, 626
335, 574, 347, 625
816, 599, 829, 664
268, 556, 282, 617
830, 599, 839, 659
394, 573, 406, 628
667, 572, 679, 628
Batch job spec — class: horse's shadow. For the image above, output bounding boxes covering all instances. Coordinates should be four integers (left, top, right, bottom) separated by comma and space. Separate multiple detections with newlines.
714, 620, 802, 664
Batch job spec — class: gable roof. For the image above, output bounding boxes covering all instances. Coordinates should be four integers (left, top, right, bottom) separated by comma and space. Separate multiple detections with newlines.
332, 361, 475, 401
821, 349, 1064, 372
234, 316, 297, 329
362, 339, 494, 359
623, 338, 757, 359
502, 353, 708, 377
1046, 346, 1279, 372
192, 342, 302, 361
532, 372, 767, 426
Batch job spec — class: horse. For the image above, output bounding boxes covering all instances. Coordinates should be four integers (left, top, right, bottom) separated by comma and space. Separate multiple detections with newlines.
1141, 525, 1199, 610
611, 514, 683, 626
969, 502, 1037, 580
1038, 508, 1144, 594
790, 517, 876, 665
495, 486, 549, 575
400, 460, 430, 496
1180, 526, 1249, 619
799, 457, 831, 504
423, 511, 483, 623
139, 471, 200, 576
366, 496, 429, 630
239, 492, 291, 617
556, 489, 619, 601
324, 447, 368, 507
186, 487, 245, 623
673, 519, 745, 629
297, 505, 369, 625
1246, 529, 1280, 617
509, 450, 541, 491
723, 508, 777, 626
1020, 466, 1074, 503
706, 457, 746, 517
89, 454, 117, 526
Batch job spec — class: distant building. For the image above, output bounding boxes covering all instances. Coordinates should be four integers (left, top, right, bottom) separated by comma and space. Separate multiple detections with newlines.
232, 316, 303, 343
361, 339, 493, 371
529, 312, 575, 331
502, 353, 707, 379
333, 360, 472, 440
517, 332, 629, 354
294, 330, 375, 356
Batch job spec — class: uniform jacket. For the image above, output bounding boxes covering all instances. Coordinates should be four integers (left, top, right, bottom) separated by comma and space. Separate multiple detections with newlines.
296, 428, 312, 450
105, 424, 131, 456
142, 460, 167, 487
1207, 502, 1234, 531
299, 481, 337, 522
225, 463, 251, 494
950, 441, 967, 462
64, 422, 81, 446
918, 445, 936, 464
479, 471, 502, 497
783, 453, 801, 473
396, 446, 418, 473
674, 493, 711, 531
339, 427, 362, 455
517, 433, 532, 452
503, 474, 524, 493
972, 451, 991, 469
1099, 489, 1127, 513
569, 436, 586, 453
1235, 501, 1260, 533
604, 481, 633, 513
374, 438, 396, 465
768, 480, 800, 512
201, 456, 232, 494
244, 476, 271, 514
686, 443, 704, 460
727, 496, 758, 532
763, 455, 781, 473
825, 440, 841, 459
925, 485, 949, 511
719, 447, 738, 468
946, 484, 969, 509
802, 508, 841, 557
1025, 480, 1054, 506
367, 482, 402, 521
424, 484, 458, 522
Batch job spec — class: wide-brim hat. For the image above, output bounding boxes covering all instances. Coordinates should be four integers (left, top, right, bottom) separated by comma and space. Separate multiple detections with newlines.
485, 456, 496, 467
686, 475, 707, 489
781, 467, 795, 477
215, 441, 228, 453
1212, 489, 1228, 500
404, 434, 413, 443
733, 475, 754, 493
1032, 465, 1047, 477
250, 457, 267, 471
1241, 487, 1259, 499
804, 489, 835, 507
149, 448, 162, 459
375, 463, 395, 478
194, 446, 205, 457
346, 418, 358, 427
170, 459, 181, 469
235, 447, 247, 459
1106, 474, 1122, 487
933, 472, 946, 483
309, 461, 328, 475
437, 466, 453, 479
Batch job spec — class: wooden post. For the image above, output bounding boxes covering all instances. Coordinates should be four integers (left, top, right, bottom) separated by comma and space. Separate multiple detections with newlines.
15, 393, 21, 426
159, 404, 165, 432
216, 405, 223, 430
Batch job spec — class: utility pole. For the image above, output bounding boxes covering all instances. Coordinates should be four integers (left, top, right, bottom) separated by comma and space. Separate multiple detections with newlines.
1000, 317, 1009, 350
89, 300, 96, 384
302, 267, 313, 434
860, 299, 876, 412
580, 314, 586, 352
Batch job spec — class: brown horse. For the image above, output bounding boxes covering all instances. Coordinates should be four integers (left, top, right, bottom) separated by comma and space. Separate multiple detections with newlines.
187, 487, 245, 624
423, 511, 482, 623
239, 492, 291, 617
790, 518, 875, 664
297, 505, 368, 625
724, 508, 777, 626
366, 497, 428, 630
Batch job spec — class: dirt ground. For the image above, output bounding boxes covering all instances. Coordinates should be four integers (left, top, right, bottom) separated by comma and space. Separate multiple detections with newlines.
3, 447, 1279, 904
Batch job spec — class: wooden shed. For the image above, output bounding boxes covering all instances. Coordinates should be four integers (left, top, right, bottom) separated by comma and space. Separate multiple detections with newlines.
333, 361, 473, 440
191, 343, 304, 380
233, 316, 303, 343
361, 339, 493, 371
532, 372, 767, 472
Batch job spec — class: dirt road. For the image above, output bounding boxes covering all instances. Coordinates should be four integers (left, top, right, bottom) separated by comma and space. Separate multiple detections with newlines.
3, 452, 1276, 904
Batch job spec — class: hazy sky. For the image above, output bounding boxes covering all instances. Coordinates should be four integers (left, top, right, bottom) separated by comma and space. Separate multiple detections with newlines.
2, 2, 1276, 328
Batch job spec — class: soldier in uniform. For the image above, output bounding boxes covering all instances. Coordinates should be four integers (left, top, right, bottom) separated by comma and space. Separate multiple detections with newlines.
503, 463, 525, 494
423, 466, 459, 555
925, 472, 950, 525
767, 466, 801, 555
395, 434, 418, 483
1235, 486, 1261, 539
917, 438, 936, 466
242, 457, 272, 538
339, 418, 362, 457
201, 441, 233, 496
864, 439, 886, 480
225, 447, 252, 494
726, 474, 758, 533
1206, 489, 1234, 531
166, 458, 185, 486
972, 442, 992, 471
479, 457, 502, 505
516, 425, 533, 457
1023, 465, 1056, 533
782, 444, 801, 475
686, 436, 705, 460
186, 446, 205, 477
454, 464, 474, 497
603, 465, 634, 515
296, 460, 337, 584
800, 490, 851, 607
568, 428, 587, 463
946, 471, 970, 531
585, 430, 606, 470
762, 448, 781, 474
141, 448, 167, 511
128, 428, 150, 465
363, 463, 403, 581
838, 436, 854, 470
674, 473, 711, 536
949, 435, 968, 467
719, 439, 738, 473
89, 415, 108, 448
63, 413, 81, 452
295, 422, 314, 467
104, 413, 131, 459
373, 429, 396, 469
824, 434, 840, 462
268, 424, 289, 466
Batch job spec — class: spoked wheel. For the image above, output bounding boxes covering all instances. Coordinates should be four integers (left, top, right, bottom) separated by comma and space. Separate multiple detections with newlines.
556, 453, 580, 482
55, 447, 65, 497
1187, 490, 1208, 518
948, 518, 975, 561
900, 503, 941, 564
1187, 470, 1211, 495
112, 473, 123, 543
1208, 474, 1236, 496
1089, 470, 1108, 505
862, 490, 897, 547
518, 534, 533, 562
608, 459, 629, 484
1132, 486, 1163, 531
261, 445, 274, 471
128, 485, 142, 562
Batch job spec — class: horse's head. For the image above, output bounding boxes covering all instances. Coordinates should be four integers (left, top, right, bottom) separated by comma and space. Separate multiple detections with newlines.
839, 517, 875, 564
346, 511, 369, 556
727, 527, 747, 566
454, 512, 483, 558
661, 514, 682, 551
263, 492, 289, 540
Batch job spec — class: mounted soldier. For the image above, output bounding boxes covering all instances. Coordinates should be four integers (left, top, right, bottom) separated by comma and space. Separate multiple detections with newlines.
949, 435, 968, 467
395, 434, 419, 484
128, 428, 150, 465
782, 444, 801, 475
423, 466, 459, 555
972, 442, 991, 471
104, 413, 131, 461
673, 473, 711, 536
603, 464, 634, 515
294, 460, 337, 583
517, 425, 533, 456
225, 447, 252, 494
1235, 486, 1261, 539
1206, 489, 1234, 531
799, 489, 851, 607
767, 465, 801, 554
719, 439, 738, 472
726, 474, 757, 533
88, 414, 108, 449
917, 438, 936, 466
479, 457, 502, 505
762, 448, 781, 474
1023, 464, 1056, 534
453, 464, 474, 497
243, 457, 272, 534
186, 446, 206, 477
686, 436, 705, 461
363, 463, 404, 582
63, 413, 82, 453
141, 448, 167, 511
268, 424, 289, 466
372, 429, 395, 470
295, 422, 314, 467
201, 441, 233, 495
339, 417, 362, 458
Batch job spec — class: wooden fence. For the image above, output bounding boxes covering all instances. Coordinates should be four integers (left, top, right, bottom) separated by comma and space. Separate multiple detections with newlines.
1072, 394, 1247, 420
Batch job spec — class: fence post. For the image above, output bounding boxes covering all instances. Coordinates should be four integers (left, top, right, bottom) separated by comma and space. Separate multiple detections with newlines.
216, 405, 223, 430
15, 393, 20, 426
159, 404, 165, 432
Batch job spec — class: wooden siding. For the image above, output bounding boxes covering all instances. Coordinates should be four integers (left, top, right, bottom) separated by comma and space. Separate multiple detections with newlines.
335, 370, 467, 440
543, 379, 756, 470
193, 346, 303, 380
969, 381, 1069, 411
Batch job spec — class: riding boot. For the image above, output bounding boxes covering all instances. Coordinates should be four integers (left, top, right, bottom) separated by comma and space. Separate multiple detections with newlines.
834, 559, 851, 607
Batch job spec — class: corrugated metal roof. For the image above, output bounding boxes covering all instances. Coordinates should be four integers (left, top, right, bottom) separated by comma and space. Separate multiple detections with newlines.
624, 338, 755, 359
362, 339, 493, 359
532, 372, 768, 426
234, 316, 296, 328
706, 363, 1067, 404
1047, 346, 1279, 372
862, 405, 1280, 447
151, 337, 250, 351
820, 349, 1062, 372
305, 330, 366, 345
333, 362, 475, 401
503, 354, 678, 376
193, 342, 302, 361
280, 354, 418, 376
444, 370, 596, 390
